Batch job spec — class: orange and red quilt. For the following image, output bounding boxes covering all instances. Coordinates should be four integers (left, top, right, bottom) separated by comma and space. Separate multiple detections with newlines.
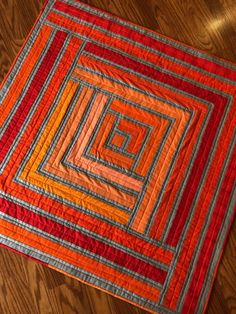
0, 1, 235, 313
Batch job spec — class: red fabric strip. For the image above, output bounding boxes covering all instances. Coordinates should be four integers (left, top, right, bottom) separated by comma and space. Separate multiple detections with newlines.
0, 198, 167, 285
0, 30, 67, 164
84, 42, 227, 247
54, 0, 236, 80
181, 145, 236, 313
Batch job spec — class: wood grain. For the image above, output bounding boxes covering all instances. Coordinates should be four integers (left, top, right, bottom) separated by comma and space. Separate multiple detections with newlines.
0, 0, 235, 313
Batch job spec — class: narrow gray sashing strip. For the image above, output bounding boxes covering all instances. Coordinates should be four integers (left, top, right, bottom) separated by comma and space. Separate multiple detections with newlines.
177, 132, 236, 312
77, 49, 232, 240
0, 30, 70, 175
196, 186, 235, 314
62, 90, 144, 181
106, 109, 153, 173
44, 16, 235, 102
84, 49, 228, 104
72, 53, 218, 237
0, 28, 54, 134
32, 75, 188, 247
82, 107, 154, 180
0, 236, 160, 311
60, 78, 171, 187
0, 211, 164, 290
11, 39, 206, 249
46, 17, 219, 107
72, 42, 234, 262
66, 27, 233, 100
158, 98, 233, 308
0, 0, 55, 103
39, 84, 139, 197
62, 79, 179, 222
38, 96, 134, 213
0, 190, 172, 268
13, 39, 88, 180
72, 63, 218, 240
0, 29, 57, 170
45, 17, 223, 106
105, 118, 136, 159
84, 112, 137, 162
59, 0, 236, 84
162, 95, 233, 244
9, 43, 175, 248
37, 83, 85, 170
12, 23, 228, 248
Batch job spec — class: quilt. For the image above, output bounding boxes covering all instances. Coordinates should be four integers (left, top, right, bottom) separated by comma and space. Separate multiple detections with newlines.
0, 0, 235, 313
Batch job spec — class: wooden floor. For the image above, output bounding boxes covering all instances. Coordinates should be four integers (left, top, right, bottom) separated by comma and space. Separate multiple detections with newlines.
0, 0, 235, 313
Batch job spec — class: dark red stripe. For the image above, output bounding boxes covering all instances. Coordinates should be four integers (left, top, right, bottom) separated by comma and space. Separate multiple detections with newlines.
181, 146, 236, 313
0, 30, 67, 164
84, 42, 228, 246
54, 1, 236, 80
0, 198, 167, 285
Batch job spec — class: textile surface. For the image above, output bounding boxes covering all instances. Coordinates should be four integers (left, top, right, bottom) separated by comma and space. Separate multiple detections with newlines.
0, 0, 235, 313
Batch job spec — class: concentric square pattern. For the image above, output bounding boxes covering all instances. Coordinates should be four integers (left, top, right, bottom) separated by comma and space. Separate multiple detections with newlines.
0, 1, 235, 313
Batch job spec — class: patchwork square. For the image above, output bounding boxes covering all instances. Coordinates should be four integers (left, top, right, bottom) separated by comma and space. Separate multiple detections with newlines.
0, 1, 235, 313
